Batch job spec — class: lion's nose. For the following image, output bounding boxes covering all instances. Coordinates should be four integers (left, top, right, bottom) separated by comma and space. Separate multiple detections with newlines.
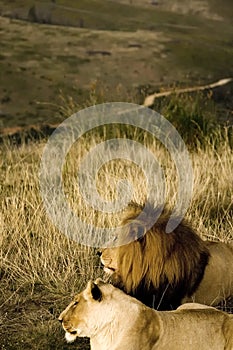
97, 251, 102, 257
58, 315, 63, 323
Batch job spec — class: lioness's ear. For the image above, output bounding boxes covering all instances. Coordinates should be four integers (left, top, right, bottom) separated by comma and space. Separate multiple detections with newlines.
84, 281, 102, 301
91, 283, 102, 301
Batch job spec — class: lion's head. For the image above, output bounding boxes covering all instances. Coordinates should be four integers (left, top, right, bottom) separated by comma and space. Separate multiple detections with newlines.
99, 202, 211, 310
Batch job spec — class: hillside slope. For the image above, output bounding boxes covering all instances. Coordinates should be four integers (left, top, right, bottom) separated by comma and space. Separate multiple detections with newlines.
0, 0, 232, 129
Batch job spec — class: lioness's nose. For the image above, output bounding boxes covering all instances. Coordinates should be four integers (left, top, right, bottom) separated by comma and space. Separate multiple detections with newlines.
58, 315, 63, 323
97, 251, 102, 257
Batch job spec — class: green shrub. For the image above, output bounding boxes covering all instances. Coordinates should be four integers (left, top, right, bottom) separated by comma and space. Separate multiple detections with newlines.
153, 91, 218, 147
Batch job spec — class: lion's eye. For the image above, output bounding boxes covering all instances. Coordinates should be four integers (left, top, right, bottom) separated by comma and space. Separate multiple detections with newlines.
73, 301, 78, 306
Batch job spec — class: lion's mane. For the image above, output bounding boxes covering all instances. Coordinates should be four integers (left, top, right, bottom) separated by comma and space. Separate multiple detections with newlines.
100, 203, 233, 310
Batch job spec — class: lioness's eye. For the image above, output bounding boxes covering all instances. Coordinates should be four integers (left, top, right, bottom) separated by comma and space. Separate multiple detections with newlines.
73, 301, 78, 306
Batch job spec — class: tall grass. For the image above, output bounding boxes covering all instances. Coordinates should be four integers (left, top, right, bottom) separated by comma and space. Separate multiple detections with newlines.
1, 125, 232, 294
0, 104, 232, 348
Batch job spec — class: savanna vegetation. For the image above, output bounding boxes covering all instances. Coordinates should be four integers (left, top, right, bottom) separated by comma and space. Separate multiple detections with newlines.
0, 0, 233, 349
0, 91, 233, 349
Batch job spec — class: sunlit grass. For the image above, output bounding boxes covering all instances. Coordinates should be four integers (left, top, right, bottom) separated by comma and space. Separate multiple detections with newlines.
0, 119, 232, 349
1, 124, 232, 291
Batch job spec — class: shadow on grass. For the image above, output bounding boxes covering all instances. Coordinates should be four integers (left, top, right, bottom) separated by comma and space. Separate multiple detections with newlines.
0, 321, 90, 350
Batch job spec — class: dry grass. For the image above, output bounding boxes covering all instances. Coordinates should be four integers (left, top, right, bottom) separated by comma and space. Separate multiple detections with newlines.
0, 123, 232, 348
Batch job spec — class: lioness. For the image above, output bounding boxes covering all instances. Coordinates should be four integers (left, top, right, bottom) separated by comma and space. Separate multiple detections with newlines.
59, 279, 233, 350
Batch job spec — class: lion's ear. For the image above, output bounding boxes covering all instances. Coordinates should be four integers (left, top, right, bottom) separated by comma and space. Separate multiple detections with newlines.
130, 224, 145, 242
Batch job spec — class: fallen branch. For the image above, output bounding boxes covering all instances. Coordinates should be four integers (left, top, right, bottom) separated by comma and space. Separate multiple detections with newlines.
143, 78, 232, 107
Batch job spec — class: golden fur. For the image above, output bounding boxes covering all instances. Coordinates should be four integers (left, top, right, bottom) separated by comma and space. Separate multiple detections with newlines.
59, 279, 233, 350
99, 203, 233, 310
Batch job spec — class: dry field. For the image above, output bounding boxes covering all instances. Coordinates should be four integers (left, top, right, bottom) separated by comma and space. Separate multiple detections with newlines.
0, 117, 233, 348
0, 0, 232, 348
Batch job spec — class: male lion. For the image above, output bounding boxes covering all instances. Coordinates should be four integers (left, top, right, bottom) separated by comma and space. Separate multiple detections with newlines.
59, 279, 233, 350
98, 203, 233, 310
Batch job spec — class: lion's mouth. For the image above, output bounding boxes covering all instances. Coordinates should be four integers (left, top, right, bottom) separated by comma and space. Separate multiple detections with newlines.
100, 257, 116, 274
103, 266, 115, 275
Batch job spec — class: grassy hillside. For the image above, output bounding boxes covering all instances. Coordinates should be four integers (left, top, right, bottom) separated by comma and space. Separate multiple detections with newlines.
0, 0, 232, 130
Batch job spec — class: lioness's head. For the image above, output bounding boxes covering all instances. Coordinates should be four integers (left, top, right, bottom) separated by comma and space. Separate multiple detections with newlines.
59, 279, 124, 343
